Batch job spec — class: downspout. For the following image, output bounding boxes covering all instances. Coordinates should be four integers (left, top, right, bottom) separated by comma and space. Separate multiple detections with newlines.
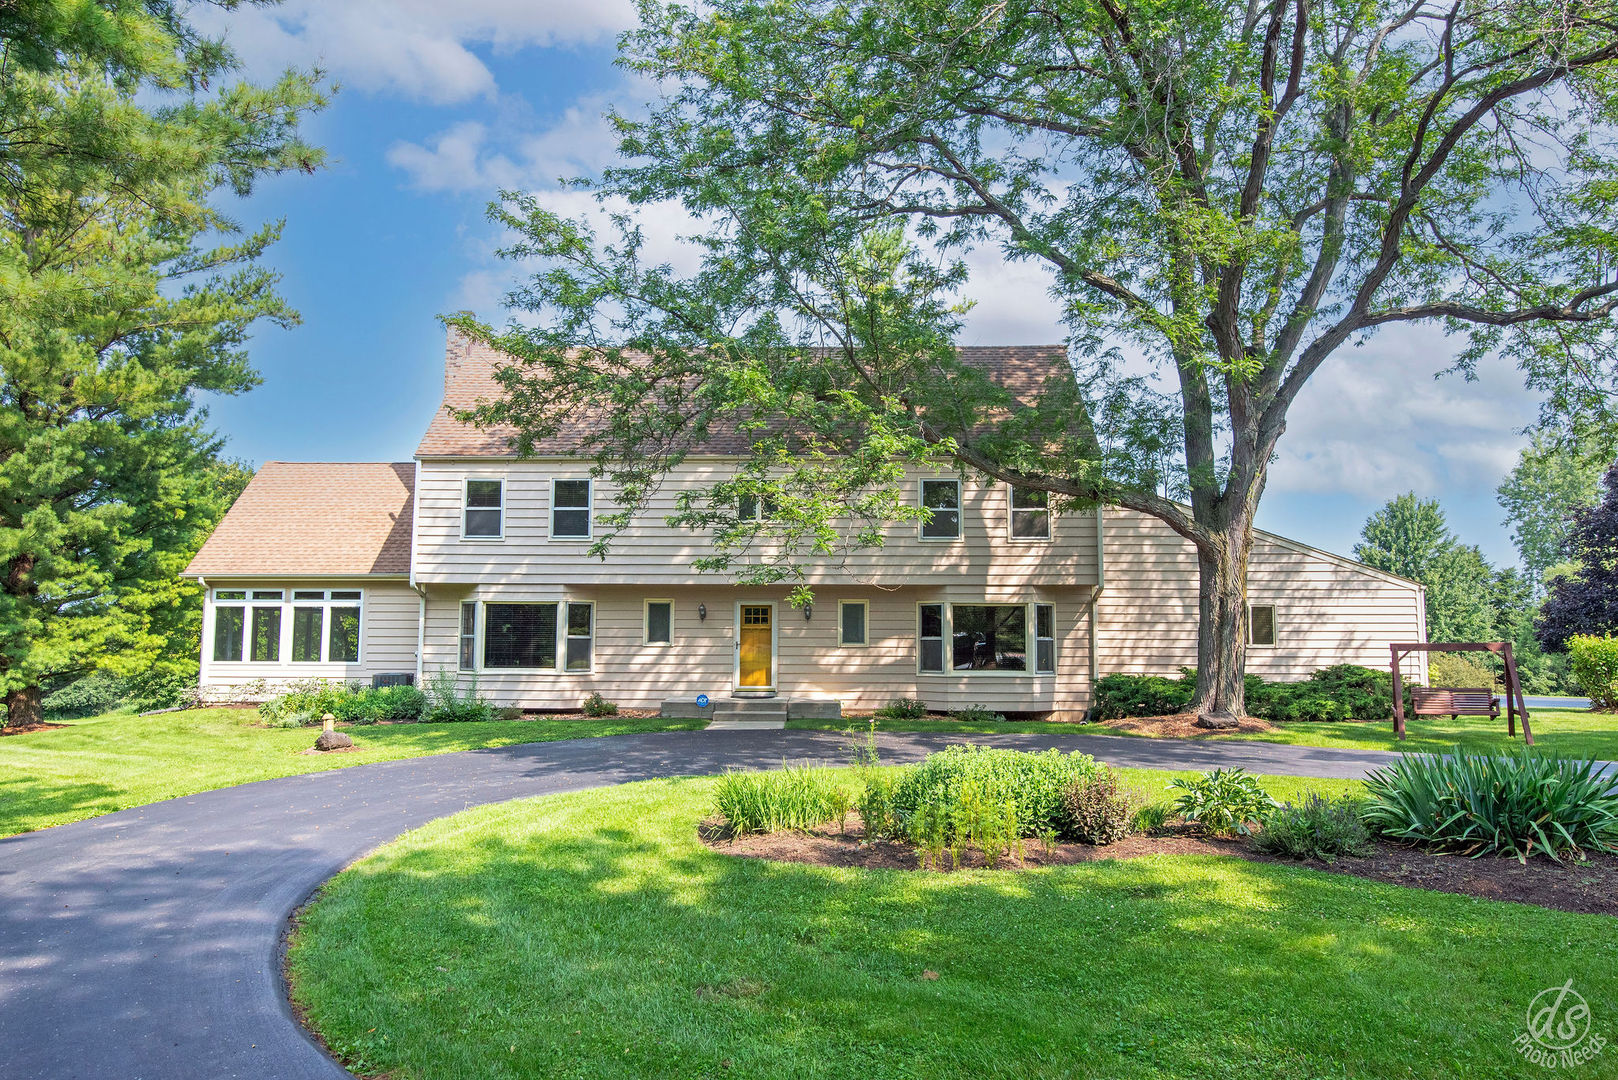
1087, 505, 1106, 717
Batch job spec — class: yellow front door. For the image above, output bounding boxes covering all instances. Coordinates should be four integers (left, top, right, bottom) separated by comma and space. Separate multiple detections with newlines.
738, 605, 773, 688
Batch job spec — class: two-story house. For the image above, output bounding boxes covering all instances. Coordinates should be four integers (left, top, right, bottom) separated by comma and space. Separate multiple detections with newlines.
182, 335, 1428, 717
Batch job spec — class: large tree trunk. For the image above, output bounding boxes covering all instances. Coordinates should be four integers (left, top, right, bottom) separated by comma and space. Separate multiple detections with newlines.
4, 685, 42, 729
1190, 519, 1253, 728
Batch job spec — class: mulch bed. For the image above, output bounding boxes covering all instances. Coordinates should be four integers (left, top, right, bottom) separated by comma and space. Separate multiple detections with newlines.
701, 815, 1618, 917
1101, 711, 1278, 737
0, 721, 68, 736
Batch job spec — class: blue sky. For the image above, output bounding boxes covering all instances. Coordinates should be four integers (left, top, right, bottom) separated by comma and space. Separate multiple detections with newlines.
198, 2, 1537, 568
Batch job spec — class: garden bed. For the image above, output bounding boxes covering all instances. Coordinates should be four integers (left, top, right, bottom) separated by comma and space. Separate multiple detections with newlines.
1100, 711, 1278, 737
702, 813, 1618, 917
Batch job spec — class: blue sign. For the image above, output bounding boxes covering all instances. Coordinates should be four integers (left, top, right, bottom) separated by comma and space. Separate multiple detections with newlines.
696, 693, 710, 709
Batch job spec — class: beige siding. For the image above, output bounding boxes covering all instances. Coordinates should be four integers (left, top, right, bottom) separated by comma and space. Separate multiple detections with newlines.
422, 583, 1094, 716
196, 578, 419, 700
412, 460, 1098, 590
1095, 510, 1428, 684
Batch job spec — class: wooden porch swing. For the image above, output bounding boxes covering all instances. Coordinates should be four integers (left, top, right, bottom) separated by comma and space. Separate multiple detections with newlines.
1389, 642, 1532, 745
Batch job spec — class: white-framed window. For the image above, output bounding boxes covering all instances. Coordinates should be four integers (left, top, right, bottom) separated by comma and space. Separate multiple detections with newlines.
478, 600, 595, 671
1035, 603, 1056, 673
738, 492, 779, 521
551, 479, 591, 539
565, 602, 593, 671
644, 599, 673, 646
458, 601, 478, 671
1248, 604, 1277, 647
920, 478, 961, 540
1009, 486, 1051, 540
462, 478, 504, 539
918, 603, 945, 673
839, 600, 868, 647
918, 602, 1042, 675
211, 587, 361, 664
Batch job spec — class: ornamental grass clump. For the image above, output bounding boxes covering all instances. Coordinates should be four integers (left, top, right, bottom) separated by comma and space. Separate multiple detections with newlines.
1361, 749, 1618, 863
1168, 768, 1277, 836
712, 764, 853, 834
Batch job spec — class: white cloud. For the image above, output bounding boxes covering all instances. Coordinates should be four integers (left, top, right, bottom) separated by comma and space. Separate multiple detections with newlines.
195, 0, 638, 104
386, 121, 522, 193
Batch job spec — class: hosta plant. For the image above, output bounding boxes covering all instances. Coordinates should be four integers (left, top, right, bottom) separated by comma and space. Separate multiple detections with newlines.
1168, 768, 1277, 837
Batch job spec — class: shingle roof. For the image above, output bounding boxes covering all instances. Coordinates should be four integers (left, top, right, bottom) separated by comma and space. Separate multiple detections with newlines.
415, 335, 1071, 458
184, 462, 414, 577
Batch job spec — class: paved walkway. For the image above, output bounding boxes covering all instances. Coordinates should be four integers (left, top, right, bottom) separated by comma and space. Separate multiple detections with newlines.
0, 729, 1409, 1080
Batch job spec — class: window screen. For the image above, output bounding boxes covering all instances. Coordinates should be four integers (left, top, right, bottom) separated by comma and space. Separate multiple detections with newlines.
918, 604, 944, 673
328, 606, 360, 663
1249, 605, 1277, 647
464, 479, 503, 538
646, 601, 672, 645
459, 602, 478, 671
485, 603, 558, 668
565, 602, 593, 671
920, 480, 960, 539
1010, 487, 1051, 539
213, 606, 244, 662
552, 480, 591, 538
950, 605, 1028, 671
291, 607, 324, 663
1035, 604, 1056, 673
249, 607, 281, 662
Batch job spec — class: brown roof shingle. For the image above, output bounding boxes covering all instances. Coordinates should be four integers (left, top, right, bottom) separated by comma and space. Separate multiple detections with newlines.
416, 336, 1070, 458
184, 462, 414, 577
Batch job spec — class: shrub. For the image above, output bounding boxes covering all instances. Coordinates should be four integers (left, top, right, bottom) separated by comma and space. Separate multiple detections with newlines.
1361, 749, 1618, 862
422, 670, 496, 723
1061, 767, 1143, 845
1428, 652, 1501, 692
1168, 768, 1277, 836
948, 703, 1006, 724
259, 679, 363, 724
1567, 635, 1618, 712
581, 692, 619, 717
1253, 794, 1374, 861
712, 764, 853, 834
888, 746, 1099, 841
1093, 672, 1194, 719
43, 672, 128, 719
875, 697, 928, 720
857, 769, 903, 838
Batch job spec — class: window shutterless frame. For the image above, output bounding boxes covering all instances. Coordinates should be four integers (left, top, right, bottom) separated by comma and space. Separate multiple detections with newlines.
209, 586, 363, 664
838, 599, 868, 647
1248, 604, 1277, 647
475, 599, 596, 672
1008, 485, 1052, 541
917, 603, 945, 673
458, 601, 478, 671
550, 478, 592, 539
1034, 603, 1056, 673
918, 478, 961, 540
644, 599, 674, 646
462, 478, 505, 539
917, 601, 1048, 676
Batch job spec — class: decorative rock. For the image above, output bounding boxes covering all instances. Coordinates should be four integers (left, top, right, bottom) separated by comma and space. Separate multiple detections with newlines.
1194, 712, 1240, 730
315, 729, 354, 751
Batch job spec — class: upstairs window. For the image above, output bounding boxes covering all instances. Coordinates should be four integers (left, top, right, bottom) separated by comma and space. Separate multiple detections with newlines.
1248, 604, 1277, 647
463, 479, 504, 539
552, 479, 591, 539
1009, 487, 1051, 540
920, 479, 961, 540
738, 492, 780, 521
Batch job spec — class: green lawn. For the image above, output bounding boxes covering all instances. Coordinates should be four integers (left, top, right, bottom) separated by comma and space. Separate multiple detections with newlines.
0, 707, 704, 837
290, 772, 1610, 1080
792, 707, 1618, 760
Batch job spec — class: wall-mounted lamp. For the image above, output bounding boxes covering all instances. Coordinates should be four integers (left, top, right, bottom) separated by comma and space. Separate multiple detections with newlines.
803, 604, 813, 621
697, 603, 707, 622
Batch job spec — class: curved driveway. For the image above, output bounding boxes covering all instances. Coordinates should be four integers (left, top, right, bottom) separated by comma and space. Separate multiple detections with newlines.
0, 728, 1406, 1079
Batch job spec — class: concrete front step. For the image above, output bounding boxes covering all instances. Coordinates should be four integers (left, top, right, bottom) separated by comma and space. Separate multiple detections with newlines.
659, 697, 842, 721
704, 719, 787, 731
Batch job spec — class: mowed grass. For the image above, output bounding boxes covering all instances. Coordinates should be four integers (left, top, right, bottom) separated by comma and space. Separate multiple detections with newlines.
288, 772, 1612, 1080
793, 707, 1618, 760
0, 707, 704, 837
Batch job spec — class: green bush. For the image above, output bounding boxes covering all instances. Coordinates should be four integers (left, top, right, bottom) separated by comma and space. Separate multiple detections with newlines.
713, 764, 853, 834
1061, 767, 1142, 845
1168, 768, 1277, 836
1428, 652, 1501, 692
1361, 749, 1618, 862
1253, 794, 1374, 861
1133, 802, 1173, 835
947, 703, 1006, 724
259, 680, 362, 724
875, 698, 928, 720
1567, 635, 1618, 711
422, 670, 496, 723
888, 746, 1099, 841
42, 672, 128, 719
1096, 665, 1410, 723
581, 692, 619, 717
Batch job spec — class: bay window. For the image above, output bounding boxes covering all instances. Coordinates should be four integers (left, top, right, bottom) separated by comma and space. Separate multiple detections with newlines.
479, 600, 596, 671
916, 603, 1055, 675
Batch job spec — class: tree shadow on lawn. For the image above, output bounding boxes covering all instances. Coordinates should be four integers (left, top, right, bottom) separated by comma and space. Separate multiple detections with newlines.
0, 774, 126, 835
291, 781, 1618, 1080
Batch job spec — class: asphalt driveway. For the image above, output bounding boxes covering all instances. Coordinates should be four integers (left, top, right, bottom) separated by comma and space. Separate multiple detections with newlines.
0, 728, 1413, 1079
